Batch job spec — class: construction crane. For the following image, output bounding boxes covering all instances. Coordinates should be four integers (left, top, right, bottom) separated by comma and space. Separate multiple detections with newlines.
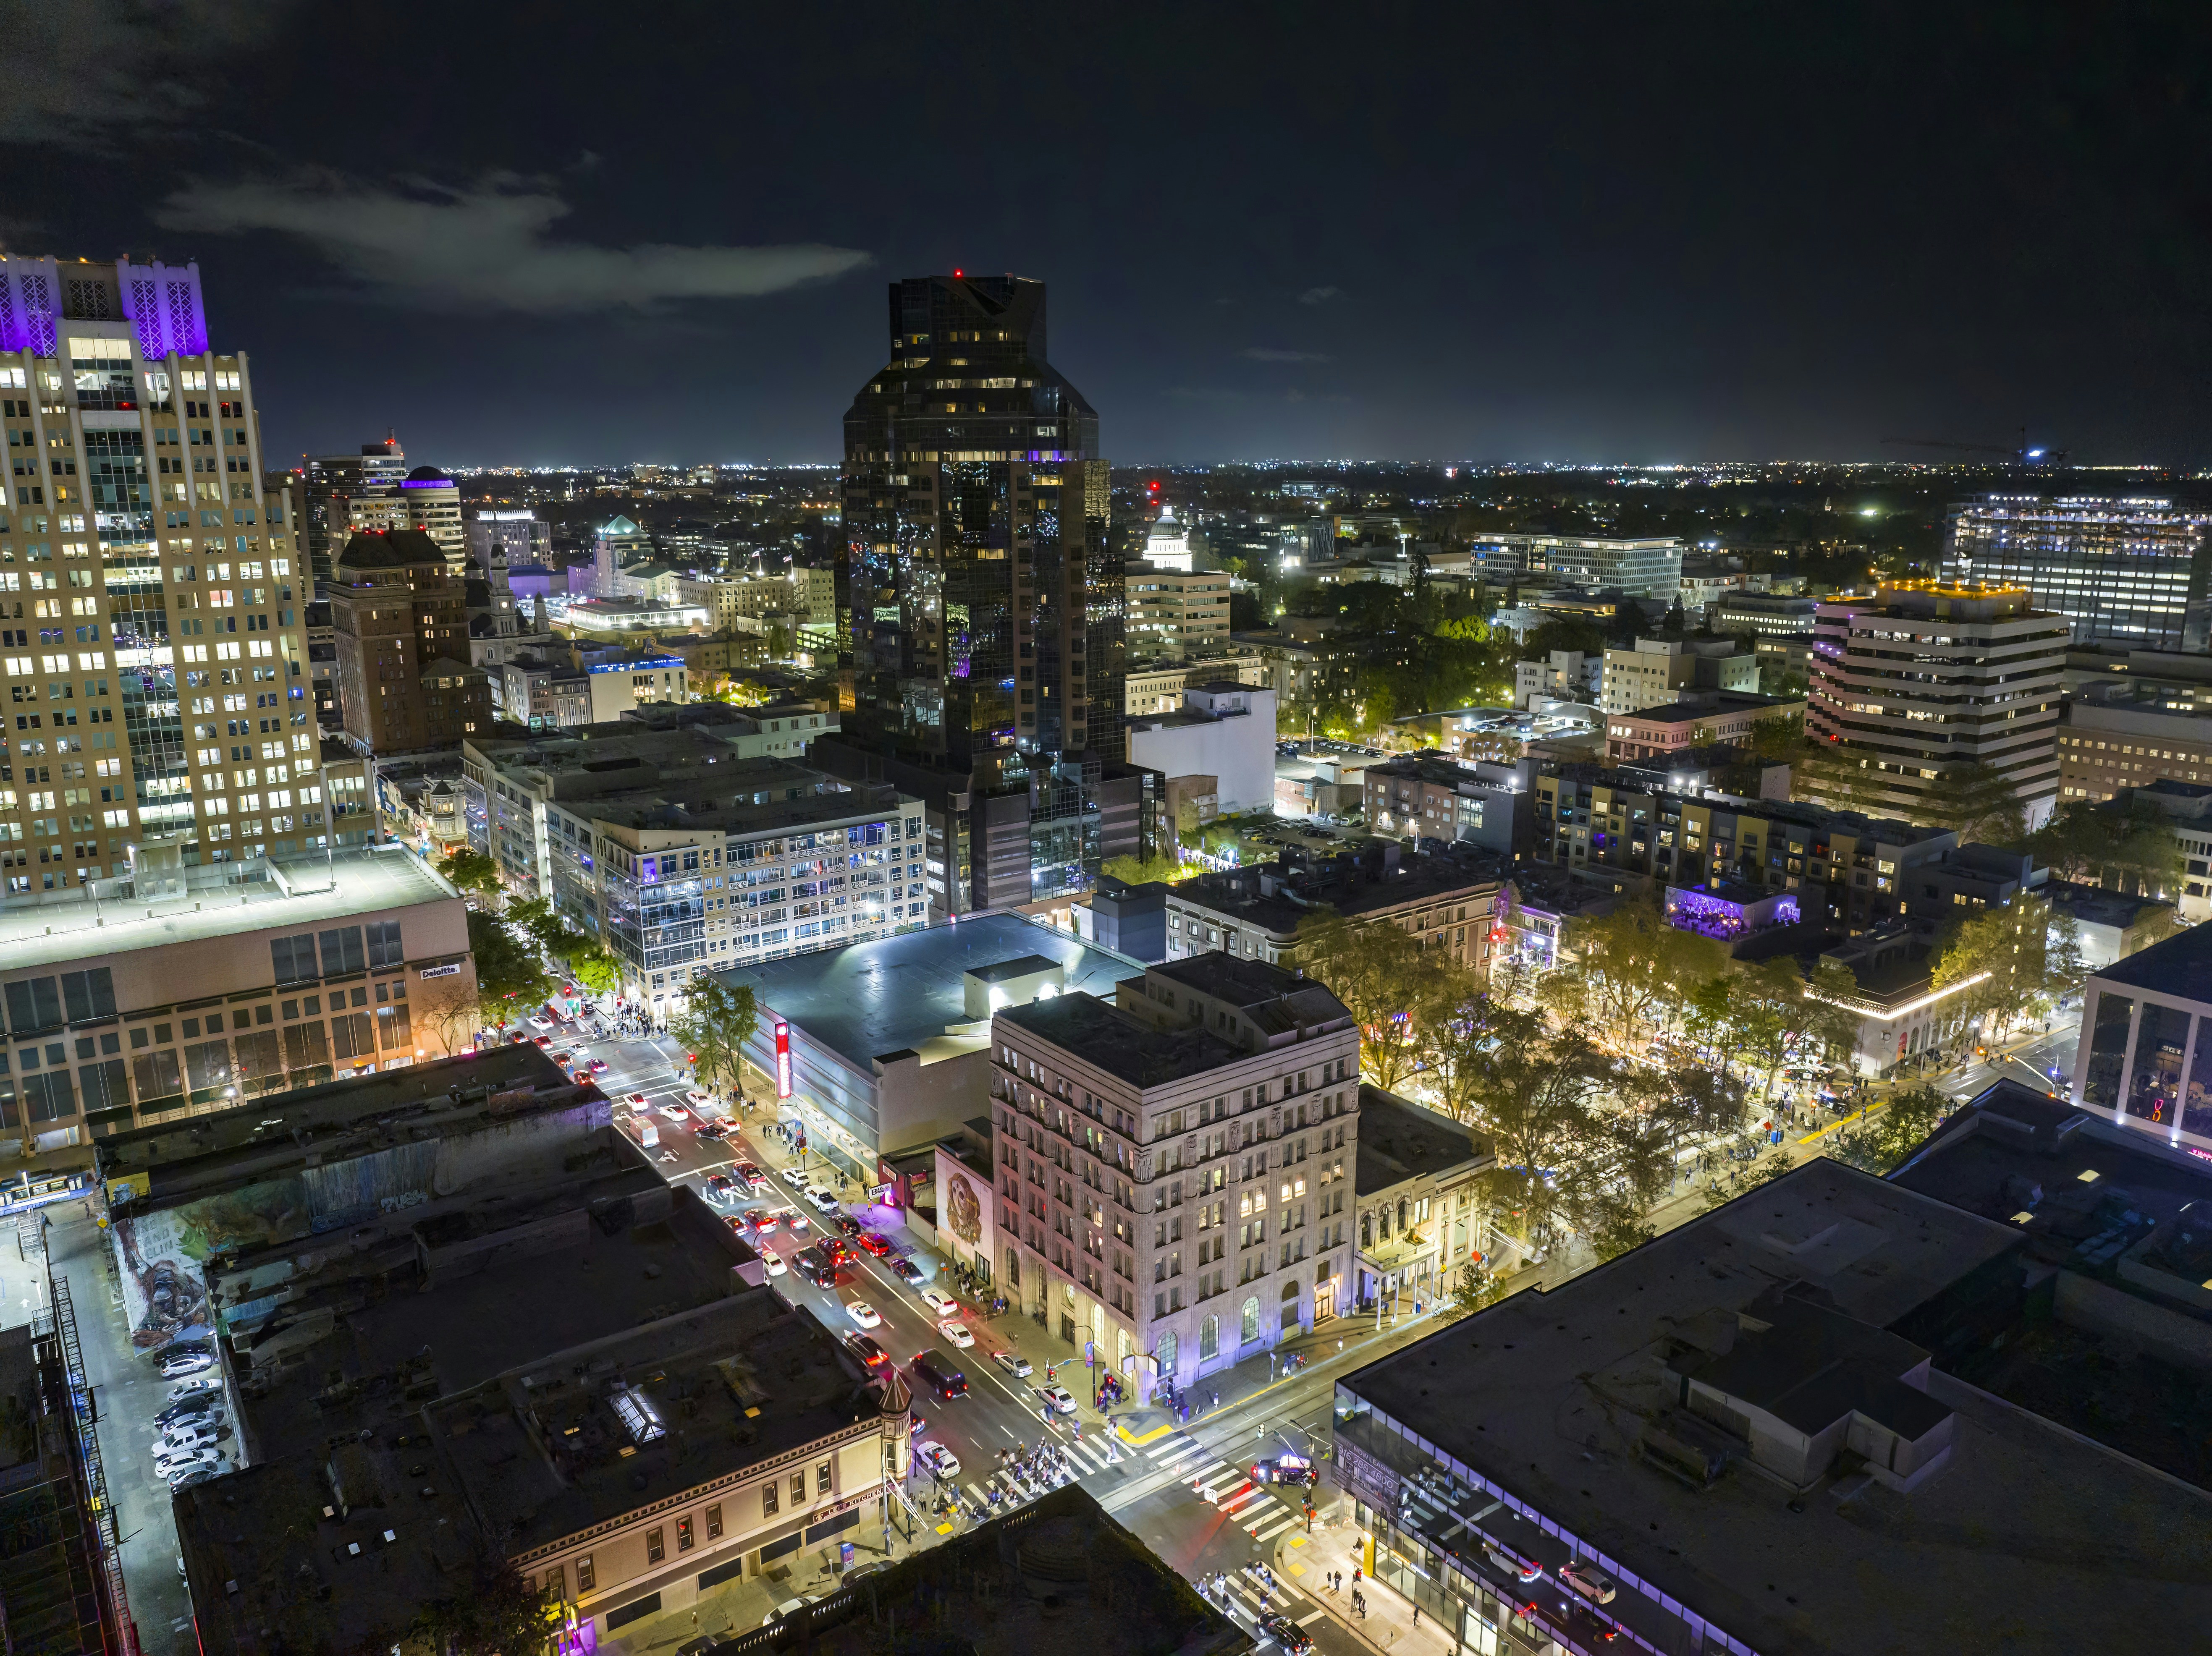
1880, 427, 2068, 467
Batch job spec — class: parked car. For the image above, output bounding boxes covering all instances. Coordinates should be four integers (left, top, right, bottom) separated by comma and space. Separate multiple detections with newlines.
937, 1319, 974, 1348
830, 1214, 862, 1238
159, 1350, 214, 1380
991, 1350, 1033, 1378
166, 1375, 222, 1403
155, 1398, 221, 1428
1559, 1562, 1617, 1605
1036, 1384, 1077, 1415
857, 1232, 893, 1256
918, 1287, 958, 1318
807, 1188, 840, 1214
153, 1445, 225, 1479
167, 1464, 222, 1493
762, 1594, 821, 1628
888, 1257, 924, 1284
915, 1440, 961, 1480
781, 1166, 811, 1190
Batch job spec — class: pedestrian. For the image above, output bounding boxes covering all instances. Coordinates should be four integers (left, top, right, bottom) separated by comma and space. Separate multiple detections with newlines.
1212, 1389, 1220, 1409
1413, 1606, 1421, 1627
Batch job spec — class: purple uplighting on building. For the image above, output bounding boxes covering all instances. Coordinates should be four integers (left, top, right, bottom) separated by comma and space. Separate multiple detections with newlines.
1666, 885, 1799, 941
0, 255, 209, 359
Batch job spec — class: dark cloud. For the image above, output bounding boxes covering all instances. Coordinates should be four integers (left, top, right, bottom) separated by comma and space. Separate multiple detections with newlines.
155, 170, 873, 313
1296, 286, 1343, 306
0, 0, 294, 144
1242, 347, 1331, 363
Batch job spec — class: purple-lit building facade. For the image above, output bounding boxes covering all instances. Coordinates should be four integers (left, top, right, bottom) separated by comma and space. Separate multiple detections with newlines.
0, 254, 208, 359
1665, 881, 1801, 940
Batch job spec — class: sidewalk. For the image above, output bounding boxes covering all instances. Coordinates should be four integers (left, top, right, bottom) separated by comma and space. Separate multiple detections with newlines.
1294, 1522, 1460, 1656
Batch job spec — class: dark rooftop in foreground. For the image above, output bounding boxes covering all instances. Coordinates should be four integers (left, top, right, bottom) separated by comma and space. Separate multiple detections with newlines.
1352, 1084, 1490, 1196
2089, 913, 2212, 1001
1339, 1156, 2212, 1656
715, 913, 1143, 1073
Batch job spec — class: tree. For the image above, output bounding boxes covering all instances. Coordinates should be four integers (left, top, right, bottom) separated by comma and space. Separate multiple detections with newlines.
1710, 956, 1862, 1106
467, 909, 556, 1033
1829, 1083, 1953, 1176
1443, 1256, 1511, 1320
437, 846, 503, 905
1102, 851, 1190, 886
1933, 891, 2065, 1041
1794, 741, 1891, 816
1289, 909, 1447, 1091
2028, 797, 2186, 897
668, 976, 760, 1099
1928, 761, 2028, 845
1748, 712, 1806, 761
1463, 1008, 1635, 1259
570, 942, 621, 997
1410, 971, 1516, 1122
1541, 905, 1726, 1052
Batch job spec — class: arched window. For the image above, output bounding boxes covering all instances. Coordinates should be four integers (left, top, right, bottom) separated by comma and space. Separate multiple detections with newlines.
1200, 1315, 1219, 1362
1241, 1296, 1261, 1344
1360, 1214, 1372, 1248
1397, 1197, 1409, 1232
1156, 1331, 1178, 1378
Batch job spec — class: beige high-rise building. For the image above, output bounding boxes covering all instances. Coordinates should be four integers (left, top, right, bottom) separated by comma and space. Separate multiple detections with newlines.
0, 253, 322, 891
347, 461, 464, 570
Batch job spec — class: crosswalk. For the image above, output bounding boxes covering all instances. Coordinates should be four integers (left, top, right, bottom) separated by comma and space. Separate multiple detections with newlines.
959, 1429, 1129, 1510
1143, 1433, 1309, 1544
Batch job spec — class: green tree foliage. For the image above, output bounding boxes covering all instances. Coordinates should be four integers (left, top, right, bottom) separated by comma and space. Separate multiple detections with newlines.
467, 909, 556, 1031
2027, 797, 2186, 896
1289, 909, 1446, 1091
1410, 972, 1519, 1122
1521, 615, 1608, 662
1538, 904, 1729, 1050
410, 1553, 553, 1656
1748, 711, 1806, 761
1926, 761, 2028, 845
668, 976, 760, 1099
1794, 741, 1892, 817
436, 846, 503, 903
1443, 1257, 1511, 1321
1702, 956, 1863, 1105
1462, 1009, 1640, 1259
1829, 1083, 1954, 1176
1101, 852, 1190, 886
1932, 891, 2070, 1039
570, 944, 621, 997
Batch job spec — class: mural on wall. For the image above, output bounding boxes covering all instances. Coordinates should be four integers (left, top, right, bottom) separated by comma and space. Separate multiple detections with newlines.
111, 1138, 442, 1352
946, 1171, 983, 1245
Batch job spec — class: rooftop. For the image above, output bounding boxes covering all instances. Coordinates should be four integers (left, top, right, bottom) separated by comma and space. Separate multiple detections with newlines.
715, 914, 1143, 1075
2090, 915, 2212, 1003
1167, 847, 1509, 937
0, 846, 458, 972
1352, 1083, 1490, 1197
1341, 1156, 2212, 1656
998, 991, 1240, 1088
2038, 876, 2176, 932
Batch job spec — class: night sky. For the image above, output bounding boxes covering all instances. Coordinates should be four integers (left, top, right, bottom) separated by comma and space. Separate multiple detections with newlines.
6, 4, 2208, 468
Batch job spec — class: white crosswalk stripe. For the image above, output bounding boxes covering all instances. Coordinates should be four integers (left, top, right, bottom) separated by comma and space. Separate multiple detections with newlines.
1219, 1484, 1268, 1515
964, 1482, 989, 1506
1148, 1436, 1209, 1468
1252, 1512, 1303, 1543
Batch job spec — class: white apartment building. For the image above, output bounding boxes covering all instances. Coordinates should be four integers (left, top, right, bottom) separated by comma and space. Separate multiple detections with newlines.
1599, 636, 1758, 716
991, 954, 1359, 1394
0, 254, 324, 890
1514, 649, 1600, 710
1124, 652, 1269, 718
1128, 563, 1233, 660
1807, 582, 2067, 829
1126, 683, 1279, 816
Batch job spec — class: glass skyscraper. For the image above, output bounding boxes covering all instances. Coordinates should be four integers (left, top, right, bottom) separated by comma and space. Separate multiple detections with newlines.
1943, 494, 2212, 652
827, 275, 1143, 918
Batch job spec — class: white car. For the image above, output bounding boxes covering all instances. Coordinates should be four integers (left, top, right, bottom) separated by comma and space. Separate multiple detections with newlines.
158, 1350, 214, 1380
1559, 1562, 1617, 1604
684, 1089, 716, 1108
761, 1253, 788, 1278
527, 1016, 554, 1033
807, 1189, 839, 1214
937, 1319, 974, 1349
160, 1420, 222, 1451
1036, 1384, 1077, 1415
781, 1166, 811, 1190
915, 1440, 961, 1481
152, 1445, 226, 1479
167, 1375, 223, 1402
919, 1287, 958, 1318
843, 1300, 881, 1329
658, 1103, 692, 1124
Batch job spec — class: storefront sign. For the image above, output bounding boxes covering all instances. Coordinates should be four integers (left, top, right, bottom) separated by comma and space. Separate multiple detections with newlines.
420, 963, 461, 979
775, 1019, 792, 1099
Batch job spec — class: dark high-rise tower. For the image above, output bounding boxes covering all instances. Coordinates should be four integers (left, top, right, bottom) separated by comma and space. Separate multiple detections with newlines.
826, 275, 1142, 918
840, 275, 1120, 761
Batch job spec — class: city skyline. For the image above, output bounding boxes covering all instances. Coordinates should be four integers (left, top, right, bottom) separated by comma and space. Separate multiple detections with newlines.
7, 8, 2212, 466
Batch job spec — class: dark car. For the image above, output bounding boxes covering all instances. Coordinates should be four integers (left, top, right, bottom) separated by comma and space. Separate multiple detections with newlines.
821, 1238, 857, 1266
842, 1332, 888, 1369
857, 1233, 893, 1257
1253, 1454, 1318, 1487
908, 1348, 967, 1400
1258, 1613, 1314, 1655
830, 1214, 862, 1238
704, 1173, 736, 1200
888, 1257, 924, 1284
156, 1398, 222, 1428
1558, 1601, 1620, 1644
791, 1249, 841, 1289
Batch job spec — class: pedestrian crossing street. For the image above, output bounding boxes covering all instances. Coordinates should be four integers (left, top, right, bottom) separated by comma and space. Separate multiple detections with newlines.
958, 1427, 1311, 1549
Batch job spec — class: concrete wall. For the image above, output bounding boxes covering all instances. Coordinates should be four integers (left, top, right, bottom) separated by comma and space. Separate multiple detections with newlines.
2055, 1268, 2212, 1369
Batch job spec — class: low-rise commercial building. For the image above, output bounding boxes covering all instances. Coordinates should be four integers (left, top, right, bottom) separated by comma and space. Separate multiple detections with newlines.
2073, 917, 2212, 1148
1712, 589, 1819, 678
718, 913, 1142, 1184
0, 847, 472, 1152
1125, 651, 1271, 718
2057, 691, 2212, 802
993, 953, 1360, 1389
1599, 636, 1759, 717
1334, 1154, 2212, 1656
1164, 843, 1508, 973
1603, 689, 1803, 761
1361, 752, 1534, 854
1349, 1085, 1491, 1315
565, 594, 711, 637
1126, 682, 1279, 819
1512, 649, 1600, 711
